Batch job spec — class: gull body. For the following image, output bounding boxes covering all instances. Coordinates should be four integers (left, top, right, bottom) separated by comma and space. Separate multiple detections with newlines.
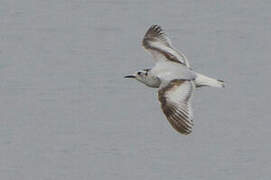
125, 25, 224, 135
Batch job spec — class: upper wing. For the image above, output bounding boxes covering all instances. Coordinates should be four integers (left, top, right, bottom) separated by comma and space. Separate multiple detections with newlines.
158, 79, 194, 135
142, 25, 190, 67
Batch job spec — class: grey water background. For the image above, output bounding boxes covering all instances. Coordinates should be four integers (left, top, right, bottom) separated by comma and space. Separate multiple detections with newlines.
0, 0, 270, 179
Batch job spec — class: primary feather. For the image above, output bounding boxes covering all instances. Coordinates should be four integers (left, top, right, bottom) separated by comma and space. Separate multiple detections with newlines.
142, 25, 190, 67
158, 80, 194, 135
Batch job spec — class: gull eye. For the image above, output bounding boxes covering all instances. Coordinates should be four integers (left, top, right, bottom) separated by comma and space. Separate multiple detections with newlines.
137, 72, 141, 75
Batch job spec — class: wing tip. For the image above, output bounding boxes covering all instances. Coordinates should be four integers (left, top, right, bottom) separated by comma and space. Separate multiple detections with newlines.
171, 120, 193, 135
180, 130, 192, 135
146, 24, 164, 36
150, 24, 163, 32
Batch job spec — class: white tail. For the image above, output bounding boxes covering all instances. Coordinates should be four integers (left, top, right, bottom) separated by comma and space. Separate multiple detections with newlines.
195, 73, 225, 88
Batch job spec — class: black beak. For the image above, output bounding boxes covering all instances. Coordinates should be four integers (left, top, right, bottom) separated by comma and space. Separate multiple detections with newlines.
124, 75, 135, 78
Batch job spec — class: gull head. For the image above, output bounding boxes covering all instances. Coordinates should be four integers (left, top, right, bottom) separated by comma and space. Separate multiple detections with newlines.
124, 70, 160, 88
125, 70, 147, 80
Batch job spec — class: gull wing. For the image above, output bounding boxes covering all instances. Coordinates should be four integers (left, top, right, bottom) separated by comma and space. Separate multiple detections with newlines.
142, 25, 190, 67
158, 79, 194, 135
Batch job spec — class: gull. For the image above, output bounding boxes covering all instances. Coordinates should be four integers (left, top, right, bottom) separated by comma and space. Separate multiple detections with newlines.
125, 25, 224, 135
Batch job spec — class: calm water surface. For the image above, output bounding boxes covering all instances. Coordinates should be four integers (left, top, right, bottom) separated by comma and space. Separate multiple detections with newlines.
0, 0, 270, 179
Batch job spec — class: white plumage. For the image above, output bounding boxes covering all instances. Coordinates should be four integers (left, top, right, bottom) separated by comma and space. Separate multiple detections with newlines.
125, 25, 224, 135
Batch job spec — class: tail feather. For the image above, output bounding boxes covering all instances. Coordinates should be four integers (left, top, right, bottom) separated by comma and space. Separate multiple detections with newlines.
195, 73, 225, 88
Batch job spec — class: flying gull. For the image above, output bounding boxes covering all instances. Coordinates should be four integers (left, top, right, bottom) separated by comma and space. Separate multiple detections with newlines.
125, 25, 224, 135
